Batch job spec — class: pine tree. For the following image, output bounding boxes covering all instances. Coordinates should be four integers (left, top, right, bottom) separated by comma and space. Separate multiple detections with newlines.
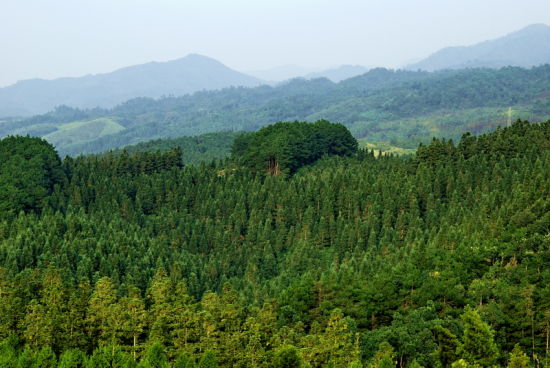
86, 277, 123, 351
433, 325, 460, 368
198, 351, 218, 368
139, 343, 168, 368
119, 286, 147, 360
57, 349, 87, 368
506, 345, 532, 368
173, 353, 197, 368
32, 346, 57, 368
272, 346, 303, 368
457, 307, 499, 367
368, 342, 396, 368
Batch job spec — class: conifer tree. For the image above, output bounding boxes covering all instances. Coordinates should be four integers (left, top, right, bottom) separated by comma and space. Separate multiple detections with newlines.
198, 351, 218, 368
119, 286, 147, 360
57, 349, 87, 368
506, 345, 532, 368
86, 277, 123, 351
457, 307, 499, 367
272, 346, 303, 368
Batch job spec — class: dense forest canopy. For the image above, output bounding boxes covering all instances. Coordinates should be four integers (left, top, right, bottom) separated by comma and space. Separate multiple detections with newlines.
231, 121, 358, 175
0, 136, 65, 217
0, 120, 548, 367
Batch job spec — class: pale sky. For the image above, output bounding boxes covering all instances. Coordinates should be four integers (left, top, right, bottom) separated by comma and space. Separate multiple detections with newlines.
1, 0, 549, 87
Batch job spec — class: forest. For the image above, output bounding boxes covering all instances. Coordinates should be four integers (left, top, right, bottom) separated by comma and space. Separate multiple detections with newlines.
4, 65, 550, 156
0, 120, 548, 367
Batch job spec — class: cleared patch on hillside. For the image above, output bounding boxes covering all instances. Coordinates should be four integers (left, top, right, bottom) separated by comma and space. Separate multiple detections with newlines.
44, 118, 125, 148
350, 106, 547, 148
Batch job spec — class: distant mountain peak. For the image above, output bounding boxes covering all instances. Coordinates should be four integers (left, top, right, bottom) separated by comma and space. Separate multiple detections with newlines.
180, 53, 218, 62
407, 23, 550, 71
0, 54, 262, 117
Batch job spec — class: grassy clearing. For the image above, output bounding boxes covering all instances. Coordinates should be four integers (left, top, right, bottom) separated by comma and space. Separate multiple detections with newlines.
44, 118, 125, 148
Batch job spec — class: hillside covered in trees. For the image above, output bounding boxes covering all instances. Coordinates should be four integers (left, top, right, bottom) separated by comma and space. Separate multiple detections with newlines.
0, 120, 548, 367
112, 131, 241, 166
3, 65, 550, 156
231, 121, 358, 175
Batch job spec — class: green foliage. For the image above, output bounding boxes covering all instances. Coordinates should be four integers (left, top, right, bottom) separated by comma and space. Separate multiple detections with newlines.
0, 337, 18, 368
198, 351, 218, 368
7, 65, 550, 156
506, 345, 532, 368
32, 346, 57, 368
457, 307, 499, 367
368, 342, 396, 368
433, 325, 460, 368
272, 346, 303, 368
139, 343, 168, 368
114, 131, 241, 166
57, 349, 87, 368
0, 121, 547, 367
86, 346, 135, 368
232, 120, 357, 174
0, 136, 64, 217
173, 353, 196, 368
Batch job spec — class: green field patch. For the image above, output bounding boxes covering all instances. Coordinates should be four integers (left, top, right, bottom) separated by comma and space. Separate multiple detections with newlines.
44, 118, 125, 148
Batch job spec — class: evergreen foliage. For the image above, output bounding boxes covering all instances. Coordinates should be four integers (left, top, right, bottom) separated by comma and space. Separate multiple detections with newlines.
0, 120, 547, 367
113, 131, 240, 166
457, 307, 499, 367
232, 120, 358, 174
0, 136, 64, 217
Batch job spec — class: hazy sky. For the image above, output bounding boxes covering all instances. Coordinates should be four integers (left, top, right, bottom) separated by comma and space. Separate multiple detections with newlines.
1, 0, 549, 87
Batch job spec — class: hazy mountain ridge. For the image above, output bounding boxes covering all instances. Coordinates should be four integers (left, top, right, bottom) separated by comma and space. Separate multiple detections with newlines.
408, 23, 550, 71
5, 65, 550, 156
0, 54, 263, 117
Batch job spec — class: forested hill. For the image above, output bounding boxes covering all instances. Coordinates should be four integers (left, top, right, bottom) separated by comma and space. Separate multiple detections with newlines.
112, 131, 241, 166
4, 65, 550, 156
0, 54, 262, 117
0, 120, 548, 367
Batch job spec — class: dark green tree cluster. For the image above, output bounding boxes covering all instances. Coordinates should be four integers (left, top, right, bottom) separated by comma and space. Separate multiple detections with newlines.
0, 136, 65, 217
0, 120, 548, 367
232, 120, 358, 174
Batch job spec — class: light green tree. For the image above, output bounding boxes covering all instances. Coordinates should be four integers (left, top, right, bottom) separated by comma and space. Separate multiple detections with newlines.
457, 307, 499, 367
506, 345, 532, 368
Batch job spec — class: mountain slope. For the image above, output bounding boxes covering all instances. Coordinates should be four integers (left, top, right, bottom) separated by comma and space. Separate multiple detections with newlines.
0, 54, 263, 117
408, 23, 550, 71
5, 65, 550, 156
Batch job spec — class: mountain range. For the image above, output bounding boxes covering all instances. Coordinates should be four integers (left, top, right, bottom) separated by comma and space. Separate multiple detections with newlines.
407, 23, 550, 71
0, 54, 262, 117
4, 64, 550, 156
2, 23, 549, 119
1, 23, 550, 156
